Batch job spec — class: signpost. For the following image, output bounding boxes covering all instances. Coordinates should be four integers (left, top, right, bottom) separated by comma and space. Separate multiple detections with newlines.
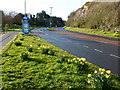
22, 16, 30, 34
22, 0, 30, 34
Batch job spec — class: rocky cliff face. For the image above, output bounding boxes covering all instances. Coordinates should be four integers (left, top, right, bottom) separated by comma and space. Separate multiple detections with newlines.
66, 2, 120, 32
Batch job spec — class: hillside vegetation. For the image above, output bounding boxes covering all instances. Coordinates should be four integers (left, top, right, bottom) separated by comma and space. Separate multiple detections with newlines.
66, 2, 120, 32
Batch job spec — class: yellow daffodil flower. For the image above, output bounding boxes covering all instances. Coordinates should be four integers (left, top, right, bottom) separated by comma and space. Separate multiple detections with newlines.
101, 72, 104, 74
105, 75, 110, 79
94, 70, 98, 74
102, 69, 105, 72
73, 58, 76, 60
80, 62, 83, 65
81, 58, 86, 62
75, 61, 78, 63
87, 80, 91, 83
99, 68, 102, 71
88, 74, 92, 77
106, 70, 111, 74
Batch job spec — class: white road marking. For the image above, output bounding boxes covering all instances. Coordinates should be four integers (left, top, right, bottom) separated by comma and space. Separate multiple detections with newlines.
83, 45, 89, 48
110, 54, 120, 58
94, 49, 103, 53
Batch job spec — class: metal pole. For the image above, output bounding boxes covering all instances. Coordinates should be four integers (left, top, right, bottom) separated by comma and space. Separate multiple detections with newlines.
50, 7, 53, 27
50, 7, 53, 16
25, 0, 26, 15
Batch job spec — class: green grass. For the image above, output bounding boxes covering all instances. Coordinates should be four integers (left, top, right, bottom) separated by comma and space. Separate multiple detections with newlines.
63, 26, 120, 38
47, 27, 55, 31
2, 24, 21, 32
2, 24, 43, 32
1, 33, 120, 89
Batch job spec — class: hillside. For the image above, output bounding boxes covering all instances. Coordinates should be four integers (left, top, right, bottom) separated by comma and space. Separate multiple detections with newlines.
66, 1, 120, 32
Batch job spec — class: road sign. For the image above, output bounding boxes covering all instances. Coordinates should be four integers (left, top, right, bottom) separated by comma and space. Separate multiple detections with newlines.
22, 16, 30, 34
50, 22, 52, 25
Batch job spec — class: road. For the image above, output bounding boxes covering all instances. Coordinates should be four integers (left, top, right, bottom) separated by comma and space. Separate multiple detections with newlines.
0, 31, 20, 50
31, 27, 120, 76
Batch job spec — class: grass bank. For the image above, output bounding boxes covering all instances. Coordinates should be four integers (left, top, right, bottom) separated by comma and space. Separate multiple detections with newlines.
63, 26, 120, 38
2, 24, 43, 32
1, 33, 120, 89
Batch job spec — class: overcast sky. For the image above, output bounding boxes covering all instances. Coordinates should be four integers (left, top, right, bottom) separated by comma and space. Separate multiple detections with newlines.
0, 0, 93, 20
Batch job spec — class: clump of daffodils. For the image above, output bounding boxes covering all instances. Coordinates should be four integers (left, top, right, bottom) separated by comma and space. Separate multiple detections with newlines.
68, 57, 87, 65
87, 68, 112, 88
67, 57, 88, 70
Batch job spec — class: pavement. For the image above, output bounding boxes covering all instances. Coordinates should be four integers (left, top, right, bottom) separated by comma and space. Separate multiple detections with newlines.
0, 31, 20, 50
31, 27, 120, 76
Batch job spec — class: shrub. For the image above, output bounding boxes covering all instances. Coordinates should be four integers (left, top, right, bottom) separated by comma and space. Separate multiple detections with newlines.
14, 41, 22, 46
113, 32, 120, 37
41, 46, 56, 55
26, 46, 33, 52
20, 38, 24, 41
2, 52, 9, 57
37, 44, 41, 47
20, 52, 29, 60
56, 55, 68, 63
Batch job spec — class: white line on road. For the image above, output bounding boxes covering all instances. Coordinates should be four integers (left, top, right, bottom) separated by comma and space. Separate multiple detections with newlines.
83, 45, 89, 48
94, 49, 103, 53
110, 54, 120, 59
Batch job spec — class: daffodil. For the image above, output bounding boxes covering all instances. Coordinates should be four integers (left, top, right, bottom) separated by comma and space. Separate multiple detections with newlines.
101, 68, 105, 72
99, 68, 102, 71
106, 70, 111, 74
105, 75, 110, 79
88, 74, 92, 77
80, 62, 83, 65
81, 58, 86, 62
68, 59, 71, 62
87, 80, 91, 83
78, 58, 82, 61
94, 70, 98, 74
101, 72, 104, 74
75, 61, 78, 63
73, 58, 76, 61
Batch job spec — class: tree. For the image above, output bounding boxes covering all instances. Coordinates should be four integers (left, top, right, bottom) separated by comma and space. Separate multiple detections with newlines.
13, 13, 23, 25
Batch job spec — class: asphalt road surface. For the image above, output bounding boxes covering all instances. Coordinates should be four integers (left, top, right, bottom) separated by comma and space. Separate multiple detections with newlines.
31, 27, 120, 76
0, 31, 20, 50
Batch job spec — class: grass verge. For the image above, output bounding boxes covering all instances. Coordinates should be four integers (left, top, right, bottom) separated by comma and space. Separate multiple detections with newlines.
63, 26, 120, 38
47, 27, 56, 31
1, 33, 120, 89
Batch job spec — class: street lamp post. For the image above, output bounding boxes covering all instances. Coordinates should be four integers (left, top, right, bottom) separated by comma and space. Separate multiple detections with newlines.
49, 7, 53, 27
25, 0, 26, 15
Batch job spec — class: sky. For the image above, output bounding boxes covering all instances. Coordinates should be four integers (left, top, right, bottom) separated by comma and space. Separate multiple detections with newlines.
0, 0, 93, 20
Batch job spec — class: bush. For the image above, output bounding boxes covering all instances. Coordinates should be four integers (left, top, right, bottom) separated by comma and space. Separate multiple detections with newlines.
26, 45, 33, 52
37, 44, 41, 47
56, 55, 68, 63
2, 52, 9, 57
20, 38, 24, 41
113, 32, 120, 37
41, 46, 56, 55
14, 41, 22, 46
20, 52, 29, 60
